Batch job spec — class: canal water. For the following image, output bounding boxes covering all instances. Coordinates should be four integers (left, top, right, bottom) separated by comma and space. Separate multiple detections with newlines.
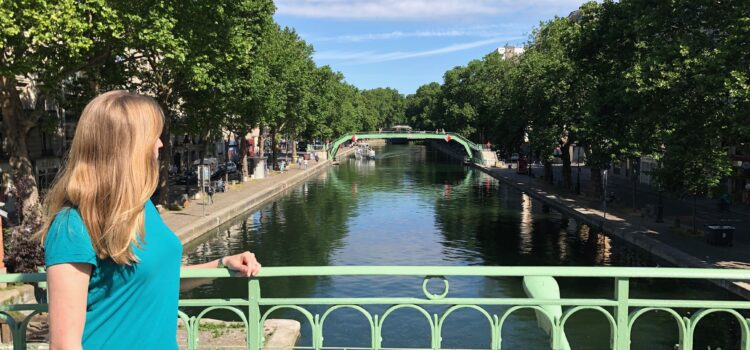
182, 144, 741, 349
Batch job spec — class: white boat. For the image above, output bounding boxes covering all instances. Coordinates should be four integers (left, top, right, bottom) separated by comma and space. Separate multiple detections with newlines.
354, 143, 376, 160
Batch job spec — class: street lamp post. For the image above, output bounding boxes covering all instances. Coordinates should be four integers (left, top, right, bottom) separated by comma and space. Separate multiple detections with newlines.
656, 159, 664, 223
603, 167, 609, 220
654, 146, 665, 223
528, 143, 533, 177
575, 144, 582, 195
526, 125, 533, 177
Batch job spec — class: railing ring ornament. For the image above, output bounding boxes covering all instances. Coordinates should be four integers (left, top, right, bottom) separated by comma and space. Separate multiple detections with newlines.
422, 275, 449, 300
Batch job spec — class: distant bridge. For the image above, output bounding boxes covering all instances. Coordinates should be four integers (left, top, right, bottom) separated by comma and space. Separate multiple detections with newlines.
327, 131, 487, 162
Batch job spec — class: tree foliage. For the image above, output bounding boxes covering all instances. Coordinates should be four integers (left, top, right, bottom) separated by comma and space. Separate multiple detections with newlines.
405, 0, 750, 199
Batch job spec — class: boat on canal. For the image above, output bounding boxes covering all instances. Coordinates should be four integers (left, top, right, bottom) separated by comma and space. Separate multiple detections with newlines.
354, 142, 376, 159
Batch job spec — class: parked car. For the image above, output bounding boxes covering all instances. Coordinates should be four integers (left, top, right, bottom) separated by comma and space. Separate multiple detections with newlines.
510, 153, 520, 162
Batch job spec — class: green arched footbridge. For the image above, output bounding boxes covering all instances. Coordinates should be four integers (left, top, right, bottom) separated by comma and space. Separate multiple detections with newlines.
328, 131, 484, 161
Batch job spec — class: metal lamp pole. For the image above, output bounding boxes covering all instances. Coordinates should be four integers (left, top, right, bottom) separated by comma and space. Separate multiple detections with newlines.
575, 145, 581, 195
528, 130, 533, 177
656, 155, 664, 223
528, 143, 533, 177
603, 168, 608, 220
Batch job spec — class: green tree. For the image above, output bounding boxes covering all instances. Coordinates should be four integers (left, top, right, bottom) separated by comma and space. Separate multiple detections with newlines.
0, 1, 122, 270
362, 88, 405, 129
480, 53, 525, 157
405, 82, 443, 131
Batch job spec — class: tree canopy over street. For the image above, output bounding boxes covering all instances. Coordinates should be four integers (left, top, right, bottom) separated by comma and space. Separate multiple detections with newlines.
0, 0, 407, 271
405, 0, 750, 200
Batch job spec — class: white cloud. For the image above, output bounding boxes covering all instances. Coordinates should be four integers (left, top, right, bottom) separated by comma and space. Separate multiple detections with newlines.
314, 37, 513, 64
314, 25, 520, 43
276, 0, 587, 20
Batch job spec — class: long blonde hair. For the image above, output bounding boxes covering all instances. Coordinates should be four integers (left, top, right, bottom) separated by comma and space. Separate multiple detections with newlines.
38, 90, 164, 265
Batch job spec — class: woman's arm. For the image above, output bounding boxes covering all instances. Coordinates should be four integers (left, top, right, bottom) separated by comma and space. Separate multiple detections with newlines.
183, 251, 261, 277
47, 263, 92, 350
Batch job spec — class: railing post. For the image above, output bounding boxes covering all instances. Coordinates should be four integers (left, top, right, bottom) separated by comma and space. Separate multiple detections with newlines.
614, 277, 630, 350
374, 314, 381, 350
12, 323, 25, 350
248, 279, 262, 350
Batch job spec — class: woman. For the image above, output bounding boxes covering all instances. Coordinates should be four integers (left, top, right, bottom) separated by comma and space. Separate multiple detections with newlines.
38, 91, 261, 349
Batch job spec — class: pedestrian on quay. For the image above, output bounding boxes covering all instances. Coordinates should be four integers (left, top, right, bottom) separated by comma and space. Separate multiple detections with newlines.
314, 153, 319, 162
206, 184, 215, 204
37, 91, 261, 349
182, 186, 190, 208
304, 157, 308, 170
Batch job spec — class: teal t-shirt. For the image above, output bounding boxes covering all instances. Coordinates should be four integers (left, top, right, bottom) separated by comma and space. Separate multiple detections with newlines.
45, 200, 183, 349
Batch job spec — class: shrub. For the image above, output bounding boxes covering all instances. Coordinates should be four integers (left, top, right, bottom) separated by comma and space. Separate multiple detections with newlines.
4, 223, 44, 273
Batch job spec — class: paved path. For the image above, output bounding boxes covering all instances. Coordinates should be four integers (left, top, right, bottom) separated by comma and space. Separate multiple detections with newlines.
484, 166, 750, 277
540, 164, 750, 243
161, 148, 354, 243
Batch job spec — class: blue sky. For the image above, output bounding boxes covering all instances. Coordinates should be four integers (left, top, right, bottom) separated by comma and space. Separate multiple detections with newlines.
273, 0, 591, 94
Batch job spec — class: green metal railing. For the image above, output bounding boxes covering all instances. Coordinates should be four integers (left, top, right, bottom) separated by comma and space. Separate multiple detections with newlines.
327, 131, 482, 161
2, 266, 750, 349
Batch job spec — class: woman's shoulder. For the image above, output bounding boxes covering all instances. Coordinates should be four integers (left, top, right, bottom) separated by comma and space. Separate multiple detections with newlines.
52, 206, 83, 223
47, 207, 88, 241
45, 207, 97, 267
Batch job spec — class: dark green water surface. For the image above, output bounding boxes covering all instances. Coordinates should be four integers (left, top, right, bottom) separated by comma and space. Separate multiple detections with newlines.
182, 144, 741, 349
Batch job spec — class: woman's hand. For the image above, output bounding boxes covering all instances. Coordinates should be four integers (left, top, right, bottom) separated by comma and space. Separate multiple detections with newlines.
222, 251, 261, 277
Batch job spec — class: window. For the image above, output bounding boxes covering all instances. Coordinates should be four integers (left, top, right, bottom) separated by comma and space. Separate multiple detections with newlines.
35, 158, 61, 191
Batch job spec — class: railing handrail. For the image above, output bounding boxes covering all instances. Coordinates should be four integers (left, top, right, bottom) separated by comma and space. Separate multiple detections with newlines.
7, 266, 750, 282
4, 266, 750, 349
184, 265, 750, 279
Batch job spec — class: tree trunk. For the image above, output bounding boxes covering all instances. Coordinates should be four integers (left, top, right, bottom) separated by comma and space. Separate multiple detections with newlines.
544, 160, 553, 185
561, 141, 573, 191
156, 114, 172, 206
270, 127, 278, 170
198, 146, 206, 194
1, 77, 42, 227
291, 134, 298, 161
258, 129, 265, 157
237, 129, 250, 182
225, 133, 230, 184
1, 77, 45, 273
590, 167, 603, 199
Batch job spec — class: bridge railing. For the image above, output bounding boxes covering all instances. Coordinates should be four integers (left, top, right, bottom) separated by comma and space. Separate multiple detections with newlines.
2, 266, 749, 350
329, 131, 483, 158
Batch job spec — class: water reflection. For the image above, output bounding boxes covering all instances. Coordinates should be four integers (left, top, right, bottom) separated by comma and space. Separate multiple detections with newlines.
182, 144, 740, 349
520, 194, 533, 255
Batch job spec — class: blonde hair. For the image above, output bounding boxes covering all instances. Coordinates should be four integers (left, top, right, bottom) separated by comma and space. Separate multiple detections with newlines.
38, 90, 164, 265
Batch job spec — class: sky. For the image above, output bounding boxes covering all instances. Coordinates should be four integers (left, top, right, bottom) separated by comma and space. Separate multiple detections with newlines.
273, 0, 592, 94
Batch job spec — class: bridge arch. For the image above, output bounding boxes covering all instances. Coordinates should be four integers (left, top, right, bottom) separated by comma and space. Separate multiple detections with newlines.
327, 131, 481, 161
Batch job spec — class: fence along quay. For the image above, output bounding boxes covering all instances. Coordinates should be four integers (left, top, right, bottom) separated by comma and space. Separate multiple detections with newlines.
2, 265, 750, 349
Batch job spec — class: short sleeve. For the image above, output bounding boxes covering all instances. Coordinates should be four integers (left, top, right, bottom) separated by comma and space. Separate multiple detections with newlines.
44, 208, 98, 268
